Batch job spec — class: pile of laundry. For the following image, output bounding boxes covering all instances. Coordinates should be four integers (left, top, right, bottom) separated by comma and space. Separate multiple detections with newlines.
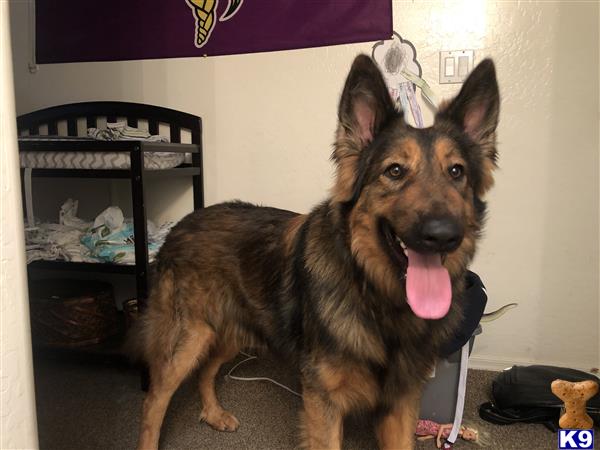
26, 199, 173, 265
87, 122, 169, 142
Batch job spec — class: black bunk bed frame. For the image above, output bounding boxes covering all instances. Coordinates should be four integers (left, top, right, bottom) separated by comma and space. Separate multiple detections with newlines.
18, 101, 204, 310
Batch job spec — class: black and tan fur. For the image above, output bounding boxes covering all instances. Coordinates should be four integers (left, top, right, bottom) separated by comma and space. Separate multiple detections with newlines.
132, 55, 500, 450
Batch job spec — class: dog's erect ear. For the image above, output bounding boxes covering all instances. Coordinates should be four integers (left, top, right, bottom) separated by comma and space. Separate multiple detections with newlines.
337, 54, 395, 146
436, 59, 500, 196
332, 54, 396, 203
438, 58, 499, 145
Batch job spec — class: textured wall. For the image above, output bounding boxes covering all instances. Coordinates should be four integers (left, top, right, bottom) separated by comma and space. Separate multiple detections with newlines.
9, 1, 599, 370
1, 2, 39, 448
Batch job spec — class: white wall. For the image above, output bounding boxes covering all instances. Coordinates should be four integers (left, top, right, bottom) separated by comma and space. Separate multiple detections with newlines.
468, 1, 599, 371
1, 2, 39, 448
9, 1, 599, 370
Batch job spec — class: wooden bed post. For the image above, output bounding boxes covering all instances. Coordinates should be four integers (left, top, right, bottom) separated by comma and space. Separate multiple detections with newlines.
130, 143, 150, 309
192, 118, 204, 210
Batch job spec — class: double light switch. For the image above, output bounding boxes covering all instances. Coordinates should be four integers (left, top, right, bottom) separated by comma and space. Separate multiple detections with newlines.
439, 50, 474, 84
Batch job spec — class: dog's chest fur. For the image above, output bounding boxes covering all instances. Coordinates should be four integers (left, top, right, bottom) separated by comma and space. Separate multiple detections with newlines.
282, 203, 464, 405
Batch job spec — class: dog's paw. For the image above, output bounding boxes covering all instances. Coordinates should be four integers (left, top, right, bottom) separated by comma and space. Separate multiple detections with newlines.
200, 407, 240, 432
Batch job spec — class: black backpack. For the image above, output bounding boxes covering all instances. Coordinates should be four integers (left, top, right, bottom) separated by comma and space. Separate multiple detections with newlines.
479, 365, 600, 431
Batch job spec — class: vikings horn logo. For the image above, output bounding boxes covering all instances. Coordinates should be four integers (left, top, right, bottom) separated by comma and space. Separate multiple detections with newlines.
186, 0, 244, 48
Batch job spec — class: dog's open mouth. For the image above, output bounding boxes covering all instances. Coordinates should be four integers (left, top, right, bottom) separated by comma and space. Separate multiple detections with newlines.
381, 220, 409, 273
380, 221, 452, 320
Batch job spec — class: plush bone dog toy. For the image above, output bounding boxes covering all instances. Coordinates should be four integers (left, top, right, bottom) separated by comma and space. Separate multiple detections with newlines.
551, 379, 599, 429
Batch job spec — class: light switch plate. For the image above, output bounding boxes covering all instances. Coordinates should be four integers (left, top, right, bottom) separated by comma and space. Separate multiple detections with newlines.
439, 50, 474, 84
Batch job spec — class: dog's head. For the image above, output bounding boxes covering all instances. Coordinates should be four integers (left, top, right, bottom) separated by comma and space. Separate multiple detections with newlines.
332, 55, 499, 319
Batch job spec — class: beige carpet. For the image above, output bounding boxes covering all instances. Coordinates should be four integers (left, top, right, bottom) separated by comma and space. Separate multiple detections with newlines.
34, 354, 561, 449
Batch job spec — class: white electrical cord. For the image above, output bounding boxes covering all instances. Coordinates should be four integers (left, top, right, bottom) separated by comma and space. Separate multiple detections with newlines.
226, 351, 302, 398
445, 342, 470, 445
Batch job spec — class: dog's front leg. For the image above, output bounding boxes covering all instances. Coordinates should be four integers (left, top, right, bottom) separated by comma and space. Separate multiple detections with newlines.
375, 390, 420, 450
300, 389, 343, 450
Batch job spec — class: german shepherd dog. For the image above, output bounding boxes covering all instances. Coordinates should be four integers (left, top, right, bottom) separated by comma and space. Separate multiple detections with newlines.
133, 55, 499, 450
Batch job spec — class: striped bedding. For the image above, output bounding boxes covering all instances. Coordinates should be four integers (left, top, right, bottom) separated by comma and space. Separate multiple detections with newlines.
19, 136, 185, 170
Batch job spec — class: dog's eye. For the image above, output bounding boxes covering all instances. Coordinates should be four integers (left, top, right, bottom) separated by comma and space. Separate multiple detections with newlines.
385, 164, 406, 179
448, 164, 465, 180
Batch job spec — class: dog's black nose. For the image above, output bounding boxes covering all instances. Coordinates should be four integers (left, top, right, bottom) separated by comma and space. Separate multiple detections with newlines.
419, 218, 464, 253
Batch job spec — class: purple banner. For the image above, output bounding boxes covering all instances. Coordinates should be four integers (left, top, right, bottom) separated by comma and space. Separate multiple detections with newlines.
35, 0, 392, 64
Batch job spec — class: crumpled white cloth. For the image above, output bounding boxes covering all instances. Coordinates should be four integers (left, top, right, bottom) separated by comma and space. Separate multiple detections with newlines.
59, 198, 90, 231
25, 199, 173, 265
26, 199, 94, 263
26, 224, 95, 263
87, 122, 169, 142
93, 205, 124, 232
81, 205, 172, 265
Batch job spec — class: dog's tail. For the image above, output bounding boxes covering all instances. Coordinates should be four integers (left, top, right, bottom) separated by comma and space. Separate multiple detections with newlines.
123, 263, 181, 364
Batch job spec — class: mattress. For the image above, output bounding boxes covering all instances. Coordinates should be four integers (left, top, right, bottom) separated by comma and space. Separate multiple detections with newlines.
19, 136, 185, 170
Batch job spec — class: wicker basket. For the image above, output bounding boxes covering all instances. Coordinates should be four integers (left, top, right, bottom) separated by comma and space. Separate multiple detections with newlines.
29, 279, 118, 347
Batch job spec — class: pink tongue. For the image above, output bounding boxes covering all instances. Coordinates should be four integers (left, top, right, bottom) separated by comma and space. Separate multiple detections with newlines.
405, 249, 451, 319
